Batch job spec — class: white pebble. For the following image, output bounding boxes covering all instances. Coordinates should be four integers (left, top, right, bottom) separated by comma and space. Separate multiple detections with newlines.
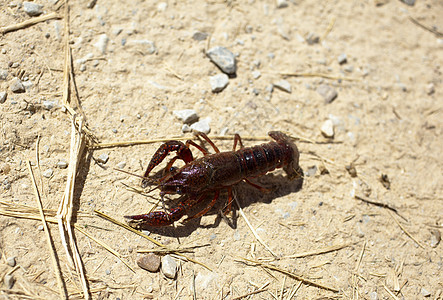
173, 109, 199, 124
97, 153, 109, 164
94, 34, 109, 54
210, 73, 229, 93
42, 100, 56, 110
42, 168, 54, 178
273, 79, 292, 93
161, 255, 177, 279
190, 118, 211, 134
321, 119, 334, 138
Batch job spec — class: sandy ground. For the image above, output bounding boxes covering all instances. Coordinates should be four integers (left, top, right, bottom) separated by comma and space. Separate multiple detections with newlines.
0, 0, 442, 299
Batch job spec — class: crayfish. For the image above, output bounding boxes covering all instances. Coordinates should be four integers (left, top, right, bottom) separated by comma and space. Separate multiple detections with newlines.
125, 131, 301, 228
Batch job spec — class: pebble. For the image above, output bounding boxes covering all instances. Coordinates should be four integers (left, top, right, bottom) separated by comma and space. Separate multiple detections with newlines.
190, 118, 211, 134
6, 256, 16, 267
276, 0, 289, 8
369, 291, 378, 300
210, 73, 229, 93
206, 46, 237, 75
273, 79, 292, 93
252, 70, 261, 79
105, 269, 111, 275
42, 168, 54, 178
94, 34, 109, 54
337, 53, 347, 64
321, 119, 334, 138
421, 287, 431, 297
157, 2, 167, 11
306, 166, 317, 177
182, 124, 191, 133
306, 32, 319, 45
10, 77, 25, 93
401, 0, 415, 5
429, 229, 441, 248
0, 69, 7, 80
56, 160, 68, 169
161, 255, 177, 279
37, 225, 44, 231
137, 253, 161, 272
42, 100, 56, 110
116, 161, 126, 169
130, 40, 157, 55
0, 91, 7, 103
173, 109, 199, 124
192, 31, 208, 41
425, 83, 435, 95
316, 84, 338, 103
4, 274, 15, 289
23, 1, 43, 16
97, 153, 109, 164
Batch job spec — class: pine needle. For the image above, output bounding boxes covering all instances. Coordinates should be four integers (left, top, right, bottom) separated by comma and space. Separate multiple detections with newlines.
284, 243, 352, 259
0, 12, 60, 34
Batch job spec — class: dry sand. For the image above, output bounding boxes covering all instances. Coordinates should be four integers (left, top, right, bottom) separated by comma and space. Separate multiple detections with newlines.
0, 0, 442, 299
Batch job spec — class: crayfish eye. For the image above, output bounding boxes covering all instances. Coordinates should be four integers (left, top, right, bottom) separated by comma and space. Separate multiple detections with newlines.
176, 187, 182, 195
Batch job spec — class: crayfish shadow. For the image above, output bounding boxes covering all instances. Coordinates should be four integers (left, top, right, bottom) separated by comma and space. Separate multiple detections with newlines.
143, 170, 304, 238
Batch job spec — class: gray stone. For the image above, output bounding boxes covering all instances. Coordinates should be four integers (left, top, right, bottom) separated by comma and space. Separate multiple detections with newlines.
306, 32, 319, 45
116, 161, 126, 169
321, 119, 334, 138
4, 274, 15, 289
10, 78, 25, 93
105, 269, 111, 275
56, 160, 68, 169
97, 153, 109, 164
130, 40, 157, 55
276, 0, 289, 8
369, 291, 378, 300
210, 73, 229, 93
338, 53, 347, 64
182, 124, 191, 133
6, 256, 16, 267
42, 100, 56, 110
192, 31, 208, 41
0, 91, 7, 104
316, 84, 338, 103
94, 34, 109, 54
0, 69, 7, 80
421, 287, 431, 297
306, 166, 317, 177
206, 46, 237, 75
401, 0, 415, 5
137, 253, 161, 272
161, 255, 177, 279
42, 168, 54, 178
190, 118, 211, 134
273, 79, 292, 93
425, 83, 435, 95
173, 109, 199, 124
23, 1, 43, 16
252, 70, 261, 79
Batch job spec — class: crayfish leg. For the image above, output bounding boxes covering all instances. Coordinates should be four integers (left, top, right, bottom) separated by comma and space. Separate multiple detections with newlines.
232, 133, 244, 151
185, 190, 220, 222
244, 178, 271, 193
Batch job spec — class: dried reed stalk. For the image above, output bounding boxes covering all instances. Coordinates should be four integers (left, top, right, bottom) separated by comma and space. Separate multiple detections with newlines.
0, 12, 60, 34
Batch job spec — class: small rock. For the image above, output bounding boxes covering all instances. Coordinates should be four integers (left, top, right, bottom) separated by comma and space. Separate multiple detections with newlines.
210, 73, 229, 93
137, 253, 161, 272
4, 274, 15, 289
56, 160, 68, 169
42, 168, 54, 178
37, 225, 44, 231
116, 161, 126, 169
206, 46, 237, 75
157, 2, 167, 11
321, 119, 334, 138
306, 166, 317, 177
425, 83, 435, 95
105, 269, 111, 275
10, 77, 25, 93
97, 153, 109, 164
337, 53, 347, 64
161, 255, 177, 279
0, 91, 7, 103
173, 109, 199, 124
276, 0, 289, 8
190, 118, 211, 134
344, 65, 354, 72
421, 287, 431, 297
273, 80, 292, 93
182, 124, 191, 133
42, 100, 56, 110
23, 1, 43, 16
369, 291, 378, 300
6, 256, 16, 267
429, 229, 441, 248
401, 0, 415, 5
94, 34, 109, 54
130, 40, 157, 55
192, 31, 208, 41
316, 84, 338, 103
306, 32, 319, 45
0, 69, 8, 80
252, 70, 261, 79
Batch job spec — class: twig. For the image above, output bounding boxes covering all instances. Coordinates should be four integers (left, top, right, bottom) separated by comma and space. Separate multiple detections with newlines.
408, 16, 443, 38
237, 257, 339, 293
0, 12, 60, 34
284, 243, 352, 259
387, 210, 425, 249
232, 283, 269, 300
321, 17, 336, 40
354, 194, 407, 221
27, 161, 67, 300
234, 197, 277, 257
279, 71, 359, 82
383, 284, 400, 300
